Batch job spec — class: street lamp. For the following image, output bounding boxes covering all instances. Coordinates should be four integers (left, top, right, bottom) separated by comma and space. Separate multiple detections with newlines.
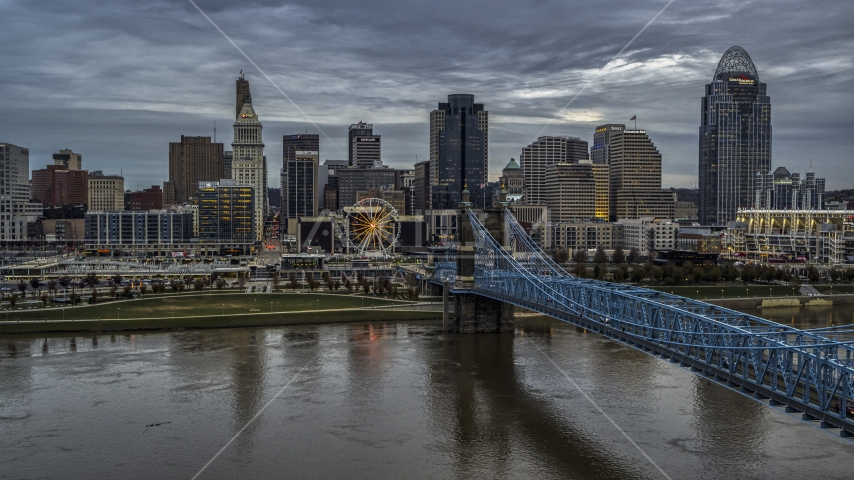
117, 307, 120, 320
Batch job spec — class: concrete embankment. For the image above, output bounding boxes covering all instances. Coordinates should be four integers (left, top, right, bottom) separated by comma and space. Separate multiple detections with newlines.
0, 307, 443, 335
707, 294, 854, 310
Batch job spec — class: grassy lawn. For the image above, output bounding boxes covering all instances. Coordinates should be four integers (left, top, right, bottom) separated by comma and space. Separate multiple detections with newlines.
647, 285, 805, 300
1, 292, 404, 322
812, 285, 854, 295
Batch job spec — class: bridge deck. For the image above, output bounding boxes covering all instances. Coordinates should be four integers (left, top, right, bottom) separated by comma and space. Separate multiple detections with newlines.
430, 208, 854, 438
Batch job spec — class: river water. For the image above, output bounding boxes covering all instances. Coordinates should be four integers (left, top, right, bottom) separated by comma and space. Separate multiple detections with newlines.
2, 306, 854, 479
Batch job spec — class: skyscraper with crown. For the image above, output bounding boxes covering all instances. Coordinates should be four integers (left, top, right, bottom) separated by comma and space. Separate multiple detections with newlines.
230, 72, 267, 241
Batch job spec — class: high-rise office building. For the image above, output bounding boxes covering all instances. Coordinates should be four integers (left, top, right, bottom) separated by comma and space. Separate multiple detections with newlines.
544, 162, 595, 223
754, 167, 825, 210
197, 179, 255, 247
31, 166, 89, 208
283, 134, 319, 163
591, 162, 610, 221
699, 46, 771, 225
429, 94, 488, 209
223, 151, 233, 179
413, 160, 430, 213
597, 125, 673, 221
53, 149, 82, 170
394, 169, 415, 215
320, 160, 348, 212
348, 123, 381, 168
88, 171, 124, 211
281, 151, 319, 231
591, 125, 625, 165
282, 134, 320, 217
337, 167, 395, 207
230, 73, 267, 241
520, 136, 588, 205
0, 143, 38, 241
127, 186, 163, 211
348, 122, 373, 167
165, 135, 223, 204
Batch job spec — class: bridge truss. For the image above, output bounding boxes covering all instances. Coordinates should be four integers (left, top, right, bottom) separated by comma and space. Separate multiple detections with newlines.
462, 208, 854, 436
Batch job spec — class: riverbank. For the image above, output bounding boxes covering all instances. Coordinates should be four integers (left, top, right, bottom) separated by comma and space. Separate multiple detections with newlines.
0, 307, 443, 334
0, 293, 443, 334
705, 294, 854, 310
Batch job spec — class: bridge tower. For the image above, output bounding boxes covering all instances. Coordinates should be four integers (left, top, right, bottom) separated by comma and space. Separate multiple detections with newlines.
448, 185, 514, 333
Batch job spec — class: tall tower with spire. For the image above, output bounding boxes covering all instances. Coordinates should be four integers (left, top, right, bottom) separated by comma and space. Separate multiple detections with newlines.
231, 74, 267, 241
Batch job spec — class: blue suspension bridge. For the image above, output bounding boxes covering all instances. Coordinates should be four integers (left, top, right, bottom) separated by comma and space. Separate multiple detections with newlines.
429, 207, 854, 438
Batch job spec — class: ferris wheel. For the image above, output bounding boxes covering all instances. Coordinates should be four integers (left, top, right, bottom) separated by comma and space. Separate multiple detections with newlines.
346, 198, 401, 256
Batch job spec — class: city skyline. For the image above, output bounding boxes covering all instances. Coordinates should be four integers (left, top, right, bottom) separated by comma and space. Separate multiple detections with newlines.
0, 1, 852, 190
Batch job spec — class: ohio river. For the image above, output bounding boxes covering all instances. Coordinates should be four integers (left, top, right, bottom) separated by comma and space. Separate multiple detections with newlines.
2, 307, 854, 479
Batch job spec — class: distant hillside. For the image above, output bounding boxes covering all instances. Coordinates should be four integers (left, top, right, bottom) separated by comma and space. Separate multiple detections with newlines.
825, 189, 854, 207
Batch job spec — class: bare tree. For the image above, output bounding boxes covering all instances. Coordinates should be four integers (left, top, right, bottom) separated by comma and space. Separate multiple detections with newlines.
593, 245, 607, 265
91, 289, 99, 304
612, 245, 626, 265
628, 247, 640, 264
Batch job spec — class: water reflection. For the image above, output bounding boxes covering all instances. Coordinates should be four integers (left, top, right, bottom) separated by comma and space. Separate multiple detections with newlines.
430, 327, 650, 479
1, 308, 854, 479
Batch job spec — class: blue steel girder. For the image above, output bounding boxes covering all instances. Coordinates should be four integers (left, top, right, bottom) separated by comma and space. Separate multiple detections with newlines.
465, 208, 854, 433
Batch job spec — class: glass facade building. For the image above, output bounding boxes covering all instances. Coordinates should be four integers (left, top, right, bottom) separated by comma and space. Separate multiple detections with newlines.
699, 46, 771, 225
197, 180, 255, 245
430, 94, 488, 209
282, 151, 318, 221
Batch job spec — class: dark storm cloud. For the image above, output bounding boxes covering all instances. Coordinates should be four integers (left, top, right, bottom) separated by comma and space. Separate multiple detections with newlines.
1, 0, 852, 189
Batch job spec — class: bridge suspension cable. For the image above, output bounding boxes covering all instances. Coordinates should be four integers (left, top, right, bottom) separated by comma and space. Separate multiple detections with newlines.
456, 208, 854, 432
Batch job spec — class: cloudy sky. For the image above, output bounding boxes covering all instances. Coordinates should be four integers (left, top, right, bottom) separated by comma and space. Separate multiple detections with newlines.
1, 0, 852, 190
